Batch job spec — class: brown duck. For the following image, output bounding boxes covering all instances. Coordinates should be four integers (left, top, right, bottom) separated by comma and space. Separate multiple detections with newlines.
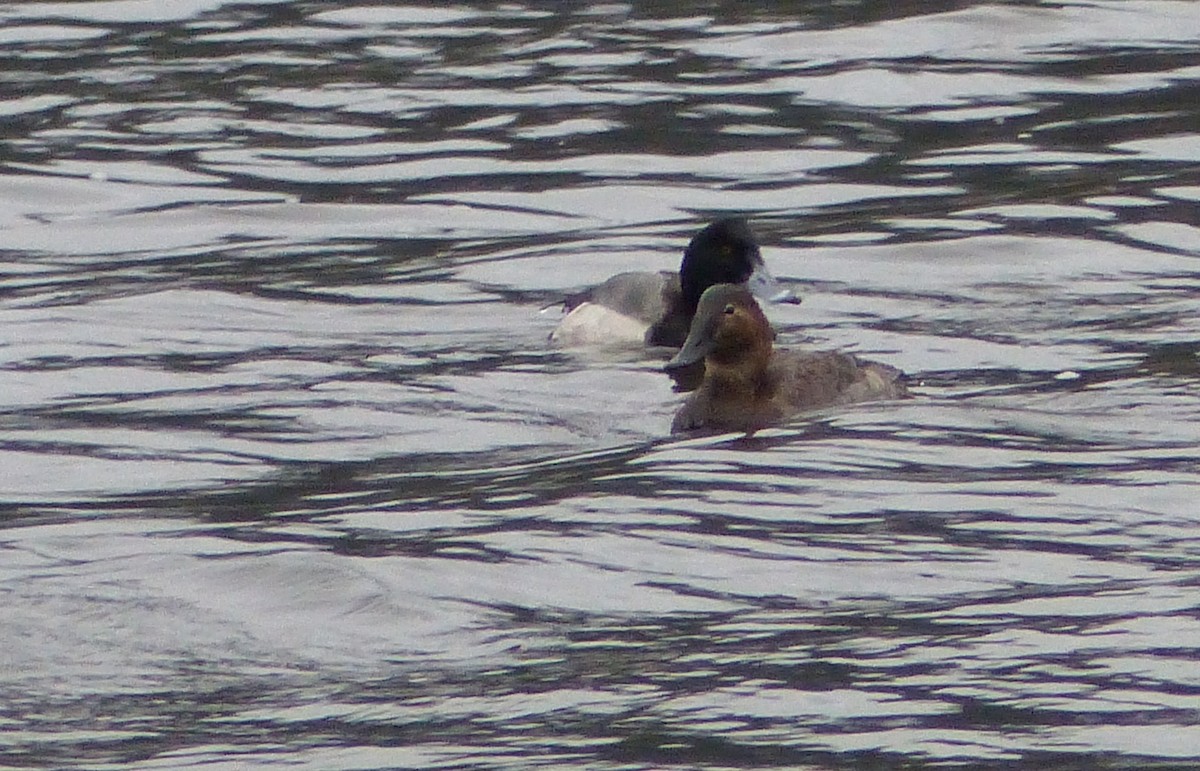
666, 284, 908, 434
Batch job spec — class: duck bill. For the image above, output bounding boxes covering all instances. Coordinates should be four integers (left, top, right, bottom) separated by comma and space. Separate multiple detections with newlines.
665, 332, 712, 370
747, 263, 799, 305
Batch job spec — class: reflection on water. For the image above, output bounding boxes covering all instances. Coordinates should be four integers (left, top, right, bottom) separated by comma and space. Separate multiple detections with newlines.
1, 1, 1199, 769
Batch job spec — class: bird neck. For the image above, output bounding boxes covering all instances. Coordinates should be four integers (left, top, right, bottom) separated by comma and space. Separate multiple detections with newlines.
704, 344, 773, 397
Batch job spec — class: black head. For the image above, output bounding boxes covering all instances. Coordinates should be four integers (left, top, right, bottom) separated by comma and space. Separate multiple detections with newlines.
678, 218, 763, 312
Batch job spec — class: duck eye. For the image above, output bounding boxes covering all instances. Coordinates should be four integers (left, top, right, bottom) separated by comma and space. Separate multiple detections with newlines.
723, 303, 736, 315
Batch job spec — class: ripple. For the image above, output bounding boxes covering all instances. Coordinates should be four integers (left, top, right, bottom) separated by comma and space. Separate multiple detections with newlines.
1, 1, 1198, 769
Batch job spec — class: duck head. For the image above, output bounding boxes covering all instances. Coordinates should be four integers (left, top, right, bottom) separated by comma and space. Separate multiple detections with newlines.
666, 283, 774, 373
679, 218, 798, 313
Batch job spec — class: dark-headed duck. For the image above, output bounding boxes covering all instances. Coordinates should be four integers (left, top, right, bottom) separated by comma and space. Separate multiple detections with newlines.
666, 284, 907, 434
550, 218, 797, 349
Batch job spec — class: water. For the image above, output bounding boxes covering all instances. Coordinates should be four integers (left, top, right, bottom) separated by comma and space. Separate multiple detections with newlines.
2, 1, 1199, 768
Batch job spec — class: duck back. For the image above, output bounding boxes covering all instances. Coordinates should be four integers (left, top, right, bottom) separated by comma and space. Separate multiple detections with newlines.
572, 271, 676, 324
772, 351, 908, 410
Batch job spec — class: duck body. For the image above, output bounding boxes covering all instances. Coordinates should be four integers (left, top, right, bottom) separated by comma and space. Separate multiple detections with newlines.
550, 218, 795, 349
552, 270, 682, 347
667, 284, 907, 434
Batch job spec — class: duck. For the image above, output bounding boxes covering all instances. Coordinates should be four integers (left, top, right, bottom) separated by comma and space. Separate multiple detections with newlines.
666, 283, 908, 434
550, 217, 798, 349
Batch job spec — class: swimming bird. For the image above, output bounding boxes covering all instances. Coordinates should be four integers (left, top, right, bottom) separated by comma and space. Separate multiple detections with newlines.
666, 284, 907, 434
550, 217, 797, 349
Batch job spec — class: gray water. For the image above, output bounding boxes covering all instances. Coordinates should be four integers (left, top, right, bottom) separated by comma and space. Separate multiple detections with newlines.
2, 1, 1199, 769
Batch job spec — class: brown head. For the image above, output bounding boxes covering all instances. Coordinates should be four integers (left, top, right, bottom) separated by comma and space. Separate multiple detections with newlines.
665, 283, 774, 376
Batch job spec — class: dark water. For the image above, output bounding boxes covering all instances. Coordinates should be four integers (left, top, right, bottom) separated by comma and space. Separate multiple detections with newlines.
2, 1, 1199, 769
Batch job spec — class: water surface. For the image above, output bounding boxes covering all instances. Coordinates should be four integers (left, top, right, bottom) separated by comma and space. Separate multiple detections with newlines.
1, 1, 1199, 769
